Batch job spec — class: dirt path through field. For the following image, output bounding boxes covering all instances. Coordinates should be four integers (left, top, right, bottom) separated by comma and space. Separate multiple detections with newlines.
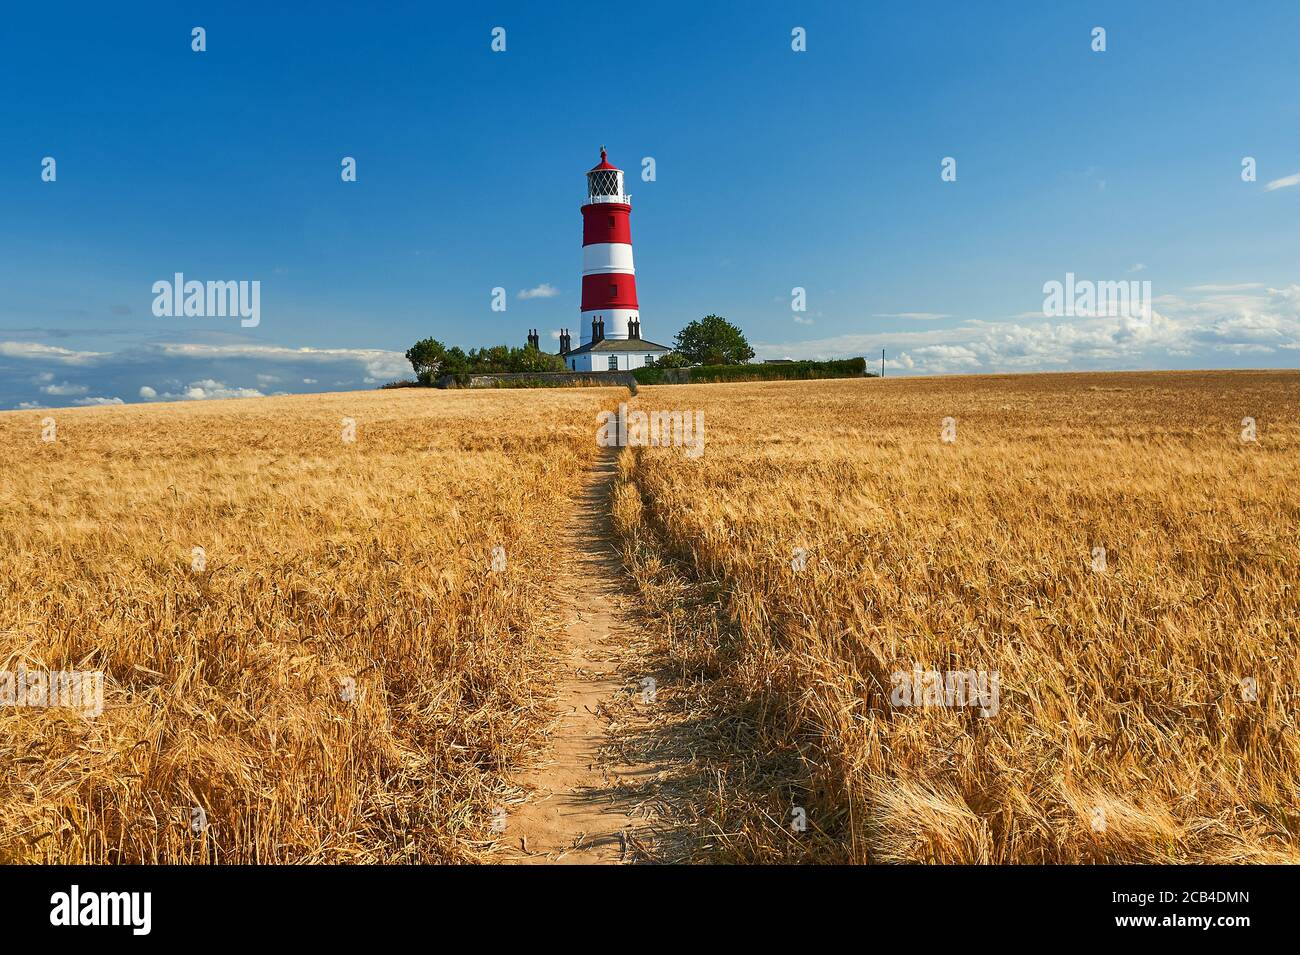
497, 447, 661, 863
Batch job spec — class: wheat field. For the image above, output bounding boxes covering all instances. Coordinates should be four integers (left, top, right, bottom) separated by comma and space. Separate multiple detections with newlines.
0, 387, 617, 862
2, 371, 1296, 864
613, 371, 1300, 863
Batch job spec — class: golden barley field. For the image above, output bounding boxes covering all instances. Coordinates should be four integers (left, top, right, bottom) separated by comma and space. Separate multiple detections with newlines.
613, 371, 1300, 863
2, 371, 1297, 865
0, 387, 618, 863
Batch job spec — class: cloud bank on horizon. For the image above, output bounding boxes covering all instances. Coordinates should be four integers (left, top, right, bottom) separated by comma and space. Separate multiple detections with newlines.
756, 285, 1300, 374
0, 333, 409, 410
3, 283, 1298, 410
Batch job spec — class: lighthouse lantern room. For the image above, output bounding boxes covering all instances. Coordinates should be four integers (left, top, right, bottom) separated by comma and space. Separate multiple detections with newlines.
549, 148, 670, 372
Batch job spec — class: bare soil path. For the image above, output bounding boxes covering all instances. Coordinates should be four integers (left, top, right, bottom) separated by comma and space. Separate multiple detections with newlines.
497, 449, 664, 864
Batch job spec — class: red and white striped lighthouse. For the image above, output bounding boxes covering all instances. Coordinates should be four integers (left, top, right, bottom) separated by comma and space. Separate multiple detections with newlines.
554, 149, 669, 370
580, 147, 638, 344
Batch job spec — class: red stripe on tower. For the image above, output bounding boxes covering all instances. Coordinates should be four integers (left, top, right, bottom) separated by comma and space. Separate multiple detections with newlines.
580, 272, 639, 310
581, 206, 632, 246
579, 147, 639, 344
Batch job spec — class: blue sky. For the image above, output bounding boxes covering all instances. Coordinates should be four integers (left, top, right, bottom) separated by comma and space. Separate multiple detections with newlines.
2, 1, 1298, 408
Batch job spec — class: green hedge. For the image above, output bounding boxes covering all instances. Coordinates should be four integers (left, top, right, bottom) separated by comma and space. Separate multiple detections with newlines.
633, 357, 870, 385
436, 371, 635, 389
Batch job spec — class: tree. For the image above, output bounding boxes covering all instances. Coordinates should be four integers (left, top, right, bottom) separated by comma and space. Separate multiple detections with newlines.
655, 351, 691, 368
508, 344, 566, 373
672, 315, 754, 365
406, 338, 450, 382
469, 345, 512, 373
443, 346, 468, 377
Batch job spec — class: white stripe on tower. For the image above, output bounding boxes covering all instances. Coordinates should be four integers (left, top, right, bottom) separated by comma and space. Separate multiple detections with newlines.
582, 243, 635, 275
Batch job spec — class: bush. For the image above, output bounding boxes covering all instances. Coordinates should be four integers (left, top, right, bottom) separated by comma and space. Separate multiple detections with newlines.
654, 351, 692, 369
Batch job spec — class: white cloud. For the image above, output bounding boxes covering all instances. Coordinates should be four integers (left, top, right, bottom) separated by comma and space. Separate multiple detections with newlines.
873, 312, 951, 321
3, 340, 406, 378
148, 343, 409, 382
135, 379, 264, 402
189, 382, 262, 400
1264, 171, 1300, 192
40, 381, 89, 396
1128, 263, 1147, 273
73, 396, 124, 406
905, 344, 984, 369
1186, 283, 1264, 293
0, 342, 107, 364
173, 380, 265, 401
3, 340, 408, 409
518, 283, 560, 300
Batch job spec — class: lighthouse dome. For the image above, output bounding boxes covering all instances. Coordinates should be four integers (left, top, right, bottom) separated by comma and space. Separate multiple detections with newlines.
586, 147, 627, 204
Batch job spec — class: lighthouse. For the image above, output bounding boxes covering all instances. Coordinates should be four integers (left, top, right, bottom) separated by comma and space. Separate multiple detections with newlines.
553, 148, 670, 372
